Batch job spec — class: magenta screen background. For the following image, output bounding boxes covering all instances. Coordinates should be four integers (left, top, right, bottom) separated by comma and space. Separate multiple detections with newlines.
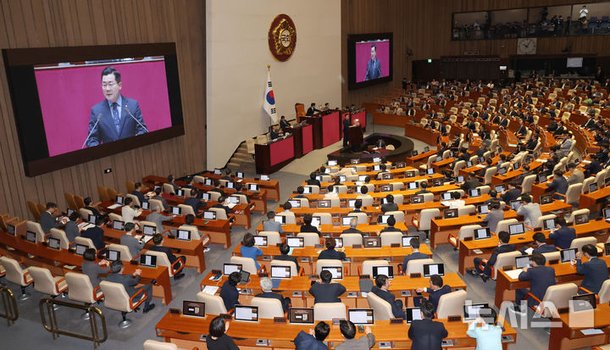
35, 60, 172, 157
355, 40, 390, 83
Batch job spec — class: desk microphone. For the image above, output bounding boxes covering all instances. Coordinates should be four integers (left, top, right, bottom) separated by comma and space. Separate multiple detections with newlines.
82, 113, 102, 148
124, 105, 149, 133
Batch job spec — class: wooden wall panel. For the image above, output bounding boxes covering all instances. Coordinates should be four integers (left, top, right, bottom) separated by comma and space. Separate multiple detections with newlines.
0, 0, 206, 219
343, 0, 610, 105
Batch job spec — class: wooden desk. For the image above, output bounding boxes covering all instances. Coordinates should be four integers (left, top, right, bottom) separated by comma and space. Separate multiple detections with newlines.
550, 303, 610, 350
255, 135, 295, 174
160, 193, 251, 229
201, 173, 281, 202
256, 222, 410, 236
406, 150, 437, 166
580, 186, 610, 212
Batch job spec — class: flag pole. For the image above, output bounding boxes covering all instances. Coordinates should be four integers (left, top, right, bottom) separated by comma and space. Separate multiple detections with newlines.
267, 65, 272, 130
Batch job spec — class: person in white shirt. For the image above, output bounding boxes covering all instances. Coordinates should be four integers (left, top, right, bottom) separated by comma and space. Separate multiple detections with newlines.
446, 191, 465, 209
324, 185, 340, 200
579, 5, 589, 20
516, 194, 542, 228
121, 197, 142, 223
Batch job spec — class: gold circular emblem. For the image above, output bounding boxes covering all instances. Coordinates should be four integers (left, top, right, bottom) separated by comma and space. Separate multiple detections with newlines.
268, 14, 297, 62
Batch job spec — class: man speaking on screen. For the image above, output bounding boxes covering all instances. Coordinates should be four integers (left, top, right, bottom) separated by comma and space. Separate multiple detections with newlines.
84, 66, 148, 148
364, 45, 381, 81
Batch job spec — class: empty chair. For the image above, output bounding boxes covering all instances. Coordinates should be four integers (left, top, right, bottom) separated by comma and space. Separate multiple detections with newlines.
582, 177, 596, 193
458, 205, 476, 216
596, 169, 608, 188
495, 219, 518, 234
278, 212, 296, 224
162, 183, 174, 194
195, 293, 227, 315
421, 193, 434, 203
335, 185, 348, 194
65, 272, 104, 307
367, 292, 394, 321
99, 280, 148, 328
313, 302, 346, 321
541, 251, 561, 263
230, 255, 258, 275
26, 221, 46, 243
492, 251, 522, 280
436, 289, 467, 319
453, 160, 466, 177
297, 232, 320, 247
521, 175, 536, 194
482, 167, 498, 185
380, 231, 403, 246
393, 194, 404, 205
79, 208, 94, 220
315, 259, 343, 276
390, 182, 404, 191
558, 183, 582, 206
535, 214, 556, 229
108, 213, 124, 222
358, 195, 374, 207
449, 224, 481, 249
258, 231, 281, 246
125, 194, 141, 207
208, 191, 222, 202
566, 208, 590, 224
75, 236, 98, 251
177, 225, 203, 241
29, 266, 68, 298
192, 175, 206, 184
404, 258, 435, 276
361, 260, 389, 277
107, 243, 133, 261
49, 228, 70, 250
251, 297, 284, 318
412, 209, 440, 233
347, 212, 369, 225
270, 259, 299, 276
64, 193, 78, 211
0, 256, 33, 300
476, 185, 491, 195
294, 197, 310, 208
598, 280, 610, 304
570, 237, 597, 252
531, 283, 578, 317
143, 340, 181, 350
339, 233, 363, 247
385, 210, 405, 223
148, 199, 165, 212
209, 207, 228, 220
177, 204, 195, 216
314, 213, 333, 225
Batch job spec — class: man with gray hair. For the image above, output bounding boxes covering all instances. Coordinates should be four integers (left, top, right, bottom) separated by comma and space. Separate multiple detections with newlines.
342, 217, 364, 235
255, 277, 291, 312
145, 205, 173, 234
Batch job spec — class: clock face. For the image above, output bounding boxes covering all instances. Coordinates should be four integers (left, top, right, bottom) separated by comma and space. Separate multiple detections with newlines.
517, 38, 537, 55
268, 14, 297, 62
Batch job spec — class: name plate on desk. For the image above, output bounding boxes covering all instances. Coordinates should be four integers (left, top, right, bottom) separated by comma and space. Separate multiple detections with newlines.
410, 273, 422, 278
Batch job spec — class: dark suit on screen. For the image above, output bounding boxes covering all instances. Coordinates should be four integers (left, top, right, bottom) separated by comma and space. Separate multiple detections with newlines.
86, 96, 147, 147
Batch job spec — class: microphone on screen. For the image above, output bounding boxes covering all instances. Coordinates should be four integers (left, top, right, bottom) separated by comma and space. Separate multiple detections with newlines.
82, 113, 102, 149
124, 105, 149, 133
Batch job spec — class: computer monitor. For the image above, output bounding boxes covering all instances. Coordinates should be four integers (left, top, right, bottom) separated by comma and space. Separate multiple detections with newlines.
205, 179, 214, 186
6, 224, 15, 236
321, 266, 343, 279
477, 204, 489, 215
495, 185, 505, 193
456, 175, 465, 183
223, 263, 242, 275
348, 309, 374, 325
469, 188, 480, 197
474, 227, 491, 240
107, 249, 121, 262
176, 189, 185, 197
441, 192, 452, 200
538, 174, 547, 183
543, 218, 556, 230
234, 306, 259, 322
203, 211, 217, 220
373, 165, 381, 171
47, 237, 61, 250
286, 237, 304, 248
328, 160, 337, 166
411, 195, 424, 204
463, 303, 489, 320
589, 183, 598, 193
303, 186, 312, 194
236, 171, 245, 179
116, 195, 124, 204
141, 201, 150, 210
405, 171, 416, 178
509, 223, 525, 235
515, 255, 531, 269
254, 235, 268, 246
110, 220, 124, 231
347, 199, 356, 208
342, 217, 354, 226
227, 196, 239, 205
373, 157, 381, 163
427, 168, 434, 175
239, 270, 250, 284
311, 216, 321, 228
248, 184, 260, 191
408, 182, 419, 189
182, 300, 205, 317
572, 293, 597, 311
423, 263, 445, 277
402, 235, 418, 247
540, 194, 552, 204
358, 175, 368, 182
466, 161, 472, 167
604, 207, 610, 220
560, 248, 577, 263
381, 184, 392, 192
405, 307, 423, 324
226, 182, 235, 189
171, 206, 181, 215
288, 200, 301, 208
143, 225, 156, 236
176, 230, 191, 241
380, 215, 391, 224
289, 308, 314, 324
334, 238, 343, 248
372, 266, 394, 279
270, 266, 291, 279
140, 254, 157, 267
498, 167, 508, 175
202, 193, 211, 201
363, 236, 381, 248
75, 244, 88, 255
339, 175, 347, 183
574, 214, 589, 225
261, 175, 270, 181
444, 208, 458, 219
88, 214, 97, 224
25, 230, 36, 243
318, 200, 331, 208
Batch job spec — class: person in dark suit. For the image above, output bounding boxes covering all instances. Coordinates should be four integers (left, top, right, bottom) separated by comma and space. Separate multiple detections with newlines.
85, 66, 147, 147
371, 274, 405, 319
294, 321, 330, 350
130, 182, 147, 206
500, 182, 521, 204
81, 215, 107, 250
184, 189, 204, 214
549, 217, 576, 249
274, 243, 300, 272
105, 260, 155, 313
415, 275, 451, 312
575, 244, 609, 294
380, 216, 401, 233
402, 237, 428, 273
64, 211, 81, 243
300, 214, 321, 235
152, 187, 169, 210
515, 253, 556, 311
309, 270, 346, 303
83, 197, 104, 217
148, 234, 186, 280
256, 277, 291, 312
40, 202, 64, 233
521, 232, 558, 254
306, 103, 320, 116
348, 199, 364, 214
547, 170, 568, 200
318, 237, 346, 261
206, 316, 239, 350
415, 181, 430, 195
364, 45, 381, 81
381, 194, 398, 213
212, 196, 232, 217
119, 222, 144, 258
81, 248, 109, 287
408, 300, 448, 350
279, 115, 291, 131
306, 172, 321, 187
472, 231, 515, 282
342, 114, 351, 148
220, 271, 241, 311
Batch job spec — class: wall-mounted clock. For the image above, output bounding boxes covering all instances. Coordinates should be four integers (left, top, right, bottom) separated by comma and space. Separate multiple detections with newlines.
517, 38, 537, 55
268, 14, 297, 62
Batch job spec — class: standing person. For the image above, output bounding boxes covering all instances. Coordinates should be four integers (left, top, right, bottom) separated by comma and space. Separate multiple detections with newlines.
466, 309, 503, 350
408, 300, 448, 350
364, 45, 381, 81
343, 114, 351, 148
205, 316, 240, 350
335, 320, 375, 350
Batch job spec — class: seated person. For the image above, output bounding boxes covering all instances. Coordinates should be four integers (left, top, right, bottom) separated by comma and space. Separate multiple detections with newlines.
212, 196, 232, 216
121, 197, 142, 224
300, 214, 321, 235
105, 260, 155, 313
84, 197, 104, 217
415, 274, 451, 312
415, 181, 430, 195
40, 202, 65, 233
501, 182, 522, 204
64, 211, 81, 243
294, 186, 307, 199
131, 182, 147, 206
309, 270, 346, 303
82, 248, 109, 287
120, 222, 144, 258
318, 237, 346, 261
548, 217, 575, 249
515, 253, 555, 311
206, 316, 239, 350
371, 274, 405, 319
335, 320, 375, 350
466, 308, 503, 349
306, 172, 321, 186
274, 243, 300, 272
279, 201, 293, 215
402, 237, 429, 273
516, 194, 541, 228
220, 271, 241, 311
520, 232, 557, 254
342, 217, 364, 235
547, 170, 568, 200
233, 183, 251, 203
184, 189, 204, 213
472, 231, 515, 281
262, 211, 283, 233
445, 191, 465, 209
81, 215, 107, 250
145, 206, 173, 234
294, 321, 330, 350
482, 202, 504, 233
349, 199, 364, 213
323, 185, 339, 200
356, 187, 374, 204
152, 187, 169, 210
381, 194, 398, 213
256, 277, 291, 312
149, 233, 186, 280
240, 232, 263, 270
575, 244, 609, 294
380, 215, 401, 232
408, 300, 448, 349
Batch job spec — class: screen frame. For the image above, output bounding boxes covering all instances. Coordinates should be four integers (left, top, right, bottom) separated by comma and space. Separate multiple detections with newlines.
347, 32, 393, 90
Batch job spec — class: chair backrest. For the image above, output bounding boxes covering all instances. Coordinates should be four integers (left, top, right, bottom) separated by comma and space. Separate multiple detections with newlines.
476, 185, 491, 195
143, 250, 175, 277
108, 213, 124, 222
339, 233, 363, 247
367, 292, 394, 321
457, 224, 481, 240
49, 228, 70, 250
177, 204, 195, 216
335, 185, 348, 194
569, 237, 597, 252
495, 219, 518, 234
64, 193, 78, 211
315, 259, 343, 276
125, 193, 141, 207
598, 280, 610, 304
483, 167, 498, 184
542, 251, 561, 263
390, 182, 404, 191
305, 185, 320, 194
107, 243, 133, 261
251, 297, 284, 319
98, 186, 110, 202
27, 201, 41, 221
582, 177, 595, 193
177, 225, 200, 241
27, 221, 46, 242
347, 212, 369, 225
143, 340, 179, 350
230, 255, 258, 275
566, 208, 590, 224
539, 283, 578, 317
270, 259, 298, 276
79, 208, 94, 219
65, 272, 98, 303
297, 232, 320, 247
385, 210, 405, 223
453, 161, 466, 177
99, 281, 134, 312
313, 302, 346, 321
458, 205, 476, 216
75, 236, 97, 251
417, 209, 440, 231
535, 214, 556, 229
0, 256, 29, 286
162, 183, 174, 194
493, 251, 523, 279
29, 266, 62, 296
209, 207, 228, 220
421, 193, 434, 202
521, 174, 537, 193
405, 258, 435, 275
278, 212, 296, 224
258, 231, 282, 246
313, 213, 333, 225
437, 289, 467, 319
380, 231, 403, 246
195, 292, 228, 315
361, 260, 389, 277
295, 103, 305, 117
565, 183, 583, 204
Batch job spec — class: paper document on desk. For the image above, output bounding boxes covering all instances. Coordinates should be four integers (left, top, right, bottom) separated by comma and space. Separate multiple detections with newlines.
581, 328, 604, 335
475, 164, 486, 168
227, 203, 237, 209
107, 203, 122, 209
524, 247, 534, 255
200, 285, 219, 295
535, 159, 547, 163
141, 236, 154, 244
78, 223, 95, 231
504, 269, 523, 280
